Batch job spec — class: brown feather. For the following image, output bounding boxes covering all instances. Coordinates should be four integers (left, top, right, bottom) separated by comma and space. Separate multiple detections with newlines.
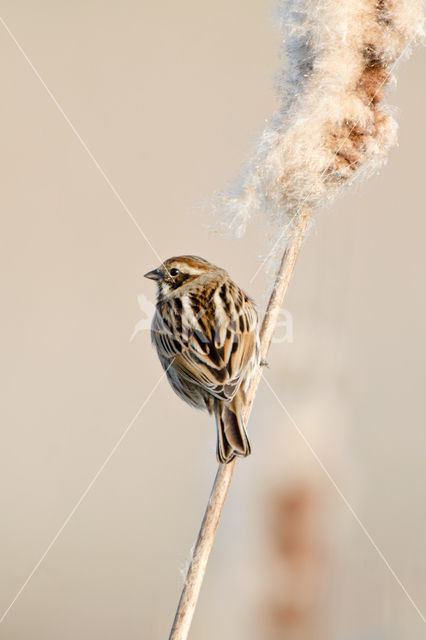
147, 255, 260, 462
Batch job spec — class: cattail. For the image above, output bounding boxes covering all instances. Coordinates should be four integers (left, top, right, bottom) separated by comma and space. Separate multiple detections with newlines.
221, 0, 424, 239
170, 3, 424, 639
261, 484, 328, 640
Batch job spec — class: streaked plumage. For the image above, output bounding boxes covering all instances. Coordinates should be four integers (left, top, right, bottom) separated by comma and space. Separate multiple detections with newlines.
145, 255, 260, 463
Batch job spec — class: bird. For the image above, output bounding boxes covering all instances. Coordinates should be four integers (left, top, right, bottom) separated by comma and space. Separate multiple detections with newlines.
145, 255, 260, 463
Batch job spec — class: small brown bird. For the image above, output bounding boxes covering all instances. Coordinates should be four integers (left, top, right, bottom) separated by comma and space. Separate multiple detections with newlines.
145, 255, 260, 463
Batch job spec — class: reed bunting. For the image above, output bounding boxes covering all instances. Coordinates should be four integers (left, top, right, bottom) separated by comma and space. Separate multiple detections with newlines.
145, 255, 260, 463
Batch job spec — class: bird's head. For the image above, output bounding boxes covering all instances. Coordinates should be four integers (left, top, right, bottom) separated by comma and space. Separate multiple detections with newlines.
144, 255, 224, 299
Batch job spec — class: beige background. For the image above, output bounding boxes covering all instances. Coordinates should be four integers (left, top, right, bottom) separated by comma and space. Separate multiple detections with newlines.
0, 1, 425, 639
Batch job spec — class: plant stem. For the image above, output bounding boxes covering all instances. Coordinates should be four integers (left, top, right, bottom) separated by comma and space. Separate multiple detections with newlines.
169, 210, 310, 640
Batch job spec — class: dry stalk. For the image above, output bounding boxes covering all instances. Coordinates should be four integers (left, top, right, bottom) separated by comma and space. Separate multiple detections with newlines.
169, 3, 424, 638
169, 210, 310, 640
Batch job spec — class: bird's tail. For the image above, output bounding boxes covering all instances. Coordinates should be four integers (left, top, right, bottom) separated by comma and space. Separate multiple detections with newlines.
214, 398, 251, 464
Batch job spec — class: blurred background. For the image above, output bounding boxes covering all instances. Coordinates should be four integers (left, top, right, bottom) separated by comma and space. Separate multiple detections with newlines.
0, 1, 425, 639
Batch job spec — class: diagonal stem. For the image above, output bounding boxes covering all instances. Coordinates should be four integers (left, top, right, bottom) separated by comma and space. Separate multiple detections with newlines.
169, 210, 310, 640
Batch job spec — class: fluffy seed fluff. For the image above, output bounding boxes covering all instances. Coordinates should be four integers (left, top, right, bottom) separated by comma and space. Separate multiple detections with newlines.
218, 0, 424, 241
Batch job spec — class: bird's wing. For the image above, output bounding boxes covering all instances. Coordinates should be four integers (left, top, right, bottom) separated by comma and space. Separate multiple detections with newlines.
151, 309, 185, 362
153, 293, 258, 402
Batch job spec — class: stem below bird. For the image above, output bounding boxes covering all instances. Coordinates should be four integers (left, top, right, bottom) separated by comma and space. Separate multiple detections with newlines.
169, 210, 310, 640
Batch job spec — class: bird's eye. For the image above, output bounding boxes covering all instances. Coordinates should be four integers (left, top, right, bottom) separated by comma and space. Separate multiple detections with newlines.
170, 268, 180, 277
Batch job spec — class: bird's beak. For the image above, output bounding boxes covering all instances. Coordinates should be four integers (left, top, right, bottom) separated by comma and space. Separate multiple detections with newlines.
144, 268, 162, 281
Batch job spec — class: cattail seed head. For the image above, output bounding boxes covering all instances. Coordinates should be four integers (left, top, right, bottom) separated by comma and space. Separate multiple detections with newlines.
218, 0, 424, 240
